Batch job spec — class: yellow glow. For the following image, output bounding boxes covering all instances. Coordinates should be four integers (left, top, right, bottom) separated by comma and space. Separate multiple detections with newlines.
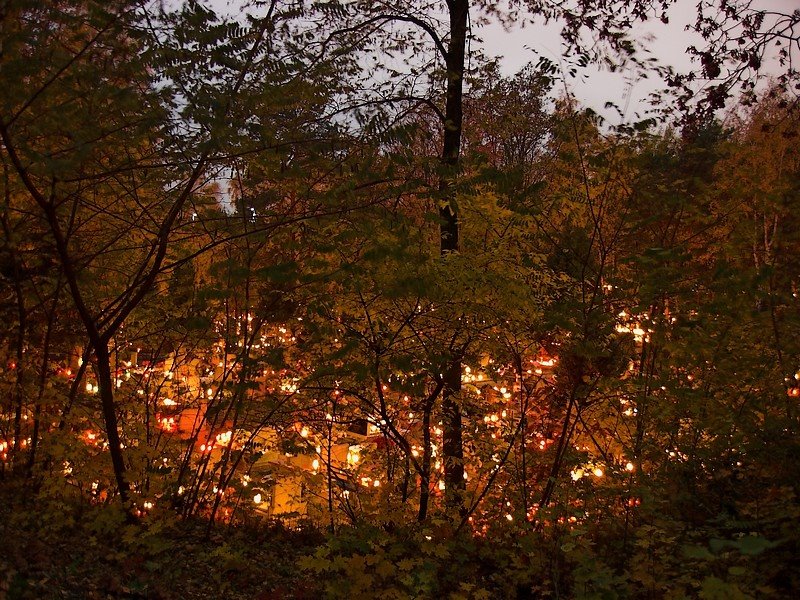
347, 446, 361, 466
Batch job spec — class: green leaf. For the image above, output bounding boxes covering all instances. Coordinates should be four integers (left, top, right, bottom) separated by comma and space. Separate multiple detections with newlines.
735, 535, 777, 556
683, 545, 715, 560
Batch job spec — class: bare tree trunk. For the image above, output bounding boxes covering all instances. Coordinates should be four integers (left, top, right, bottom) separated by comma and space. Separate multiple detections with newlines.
27, 279, 62, 475
439, 0, 469, 516
94, 341, 131, 506
417, 401, 432, 521
0, 187, 27, 469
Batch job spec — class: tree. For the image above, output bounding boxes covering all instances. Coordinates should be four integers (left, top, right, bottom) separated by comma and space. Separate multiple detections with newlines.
301, 0, 669, 516
0, 0, 357, 510
667, 0, 800, 120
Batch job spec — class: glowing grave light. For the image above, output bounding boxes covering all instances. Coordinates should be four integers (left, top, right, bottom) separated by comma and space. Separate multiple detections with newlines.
347, 446, 361, 465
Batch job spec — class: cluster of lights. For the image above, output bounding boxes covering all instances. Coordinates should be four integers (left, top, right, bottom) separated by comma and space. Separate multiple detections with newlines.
615, 310, 650, 343
570, 464, 606, 481
462, 366, 484, 384
4, 305, 670, 528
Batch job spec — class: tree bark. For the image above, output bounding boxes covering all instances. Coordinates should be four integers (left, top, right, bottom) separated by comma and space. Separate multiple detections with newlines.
439, 0, 468, 514
417, 400, 432, 521
94, 342, 131, 506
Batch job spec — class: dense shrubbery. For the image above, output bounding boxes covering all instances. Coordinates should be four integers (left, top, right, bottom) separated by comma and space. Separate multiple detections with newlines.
2, 1, 799, 598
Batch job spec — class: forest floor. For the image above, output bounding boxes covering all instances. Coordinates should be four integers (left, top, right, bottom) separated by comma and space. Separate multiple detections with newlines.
0, 481, 321, 600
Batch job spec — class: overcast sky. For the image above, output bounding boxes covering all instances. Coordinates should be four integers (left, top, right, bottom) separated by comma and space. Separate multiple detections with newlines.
207, 0, 790, 123
479, 0, 791, 123
476, 1, 702, 122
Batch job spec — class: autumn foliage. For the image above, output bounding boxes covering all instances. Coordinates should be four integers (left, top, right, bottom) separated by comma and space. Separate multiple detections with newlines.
1, 1, 799, 598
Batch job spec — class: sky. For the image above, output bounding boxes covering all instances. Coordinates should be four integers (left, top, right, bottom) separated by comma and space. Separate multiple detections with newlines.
206, 0, 792, 123
477, 0, 792, 123
476, 1, 703, 122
